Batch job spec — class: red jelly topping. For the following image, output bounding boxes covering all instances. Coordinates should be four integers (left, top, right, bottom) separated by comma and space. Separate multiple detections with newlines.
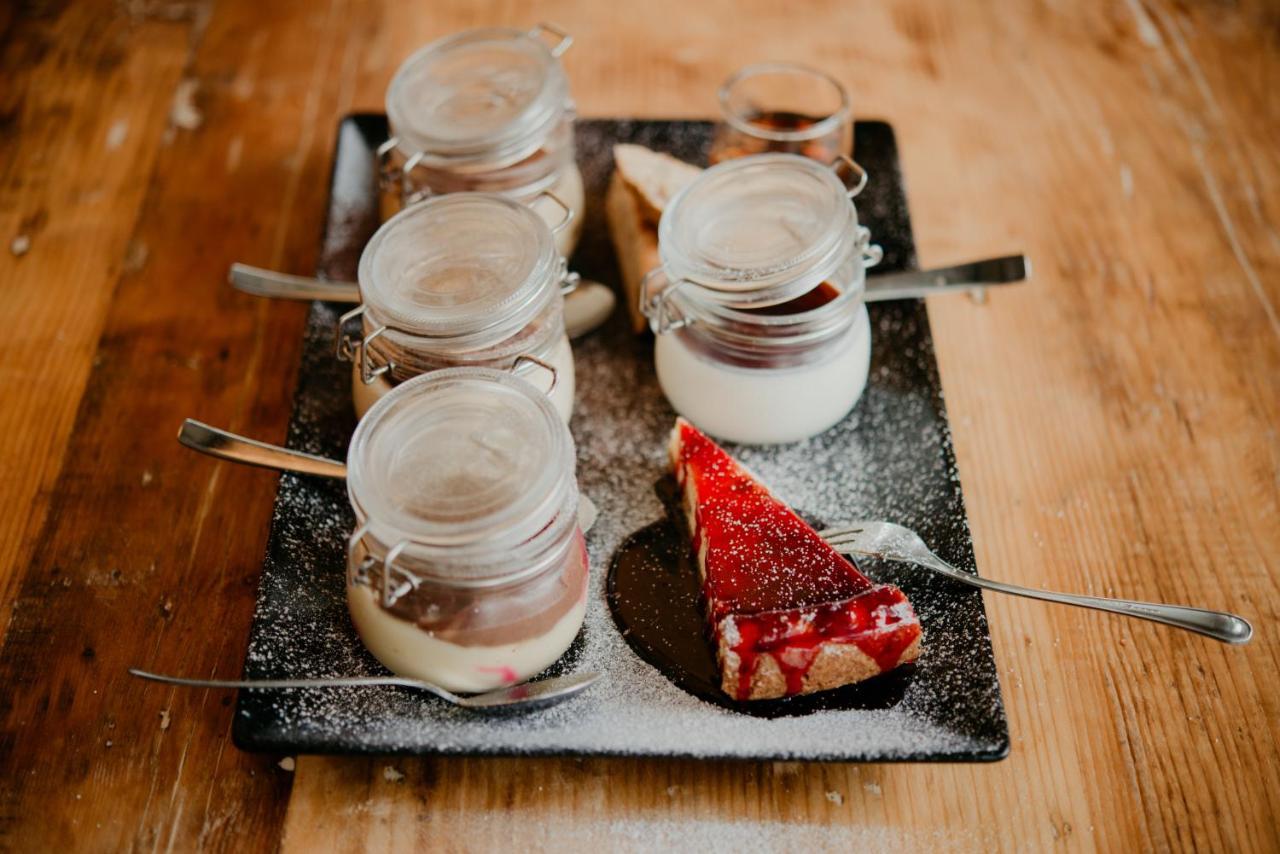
672, 419, 921, 700
727, 587, 920, 699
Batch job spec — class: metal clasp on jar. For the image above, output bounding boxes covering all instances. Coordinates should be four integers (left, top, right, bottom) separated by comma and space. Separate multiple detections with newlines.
527, 21, 574, 58
830, 153, 869, 199
375, 138, 434, 207
335, 305, 396, 386
510, 353, 559, 394
855, 224, 884, 269
348, 523, 422, 608
638, 268, 697, 335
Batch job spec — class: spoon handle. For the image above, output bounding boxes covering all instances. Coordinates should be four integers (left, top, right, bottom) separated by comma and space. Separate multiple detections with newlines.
130, 668, 432, 691
864, 254, 1029, 301
129, 668, 458, 705
178, 419, 347, 479
229, 263, 360, 302
917, 556, 1252, 644
228, 263, 616, 340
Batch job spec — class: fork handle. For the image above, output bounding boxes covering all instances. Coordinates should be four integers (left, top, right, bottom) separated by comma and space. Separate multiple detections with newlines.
922, 560, 1252, 644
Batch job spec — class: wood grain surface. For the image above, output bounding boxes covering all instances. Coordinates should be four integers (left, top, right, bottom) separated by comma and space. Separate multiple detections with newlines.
1, 0, 1276, 850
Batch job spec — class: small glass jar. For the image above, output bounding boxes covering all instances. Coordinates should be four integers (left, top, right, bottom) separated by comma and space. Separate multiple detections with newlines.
710, 62, 855, 167
641, 153, 882, 445
345, 367, 588, 692
379, 24, 586, 257
338, 193, 577, 422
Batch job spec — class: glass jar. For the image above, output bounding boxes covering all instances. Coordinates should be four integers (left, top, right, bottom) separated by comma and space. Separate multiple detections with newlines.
346, 367, 588, 692
338, 192, 577, 422
379, 24, 586, 257
640, 153, 882, 445
710, 62, 855, 166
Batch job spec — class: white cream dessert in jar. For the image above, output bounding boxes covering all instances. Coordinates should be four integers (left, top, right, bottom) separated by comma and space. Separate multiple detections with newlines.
339, 192, 577, 422
345, 367, 588, 693
641, 153, 883, 444
379, 24, 585, 257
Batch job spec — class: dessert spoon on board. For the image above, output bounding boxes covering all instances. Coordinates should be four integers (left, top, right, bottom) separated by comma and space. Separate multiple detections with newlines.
228, 252, 1027, 333
821, 521, 1253, 644
228, 263, 617, 340
176, 419, 601, 532
862, 254, 1028, 301
129, 668, 601, 712
179, 419, 346, 478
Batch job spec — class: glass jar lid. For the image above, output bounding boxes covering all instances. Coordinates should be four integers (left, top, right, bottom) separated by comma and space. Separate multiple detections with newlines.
386, 26, 571, 167
347, 367, 576, 575
657, 153, 861, 308
357, 193, 560, 351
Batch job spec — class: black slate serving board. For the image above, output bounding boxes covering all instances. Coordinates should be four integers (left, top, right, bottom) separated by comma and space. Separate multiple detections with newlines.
232, 116, 1009, 762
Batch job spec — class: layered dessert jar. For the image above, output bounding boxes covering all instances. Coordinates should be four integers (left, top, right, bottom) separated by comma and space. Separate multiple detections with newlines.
379, 24, 585, 257
641, 153, 882, 445
338, 192, 577, 421
346, 367, 588, 692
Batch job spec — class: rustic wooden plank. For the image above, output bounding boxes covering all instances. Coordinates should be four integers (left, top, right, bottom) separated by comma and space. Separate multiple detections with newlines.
0, 0, 196, 643
0, 0, 363, 848
0, 0, 1276, 850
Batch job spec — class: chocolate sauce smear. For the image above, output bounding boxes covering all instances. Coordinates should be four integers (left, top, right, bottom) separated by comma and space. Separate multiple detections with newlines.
606, 477, 913, 718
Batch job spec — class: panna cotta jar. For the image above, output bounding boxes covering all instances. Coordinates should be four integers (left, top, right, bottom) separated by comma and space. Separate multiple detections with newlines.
641, 153, 883, 445
346, 367, 588, 692
379, 24, 586, 257
338, 192, 577, 422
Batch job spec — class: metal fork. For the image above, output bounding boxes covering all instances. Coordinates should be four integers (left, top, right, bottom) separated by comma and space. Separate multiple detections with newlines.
820, 521, 1252, 644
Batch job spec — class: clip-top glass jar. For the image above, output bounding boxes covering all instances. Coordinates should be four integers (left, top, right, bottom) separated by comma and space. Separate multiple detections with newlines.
346, 366, 588, 692
640, 153, 882, 445
338, 192, 578, 422
379, 24, 586, 257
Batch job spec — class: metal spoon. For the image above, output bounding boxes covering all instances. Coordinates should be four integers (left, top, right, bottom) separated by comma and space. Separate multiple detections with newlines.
229, 252, 1025, 337
179, 419, 346, 478
177, 419, 601, 531
229, 264, 617, 340
820, 520, 1253, 644
863, 254, 1029, 301
129, 668, 600, 711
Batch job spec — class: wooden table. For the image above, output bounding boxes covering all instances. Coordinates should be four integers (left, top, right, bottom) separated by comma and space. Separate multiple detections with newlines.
2, 0, 1276, 849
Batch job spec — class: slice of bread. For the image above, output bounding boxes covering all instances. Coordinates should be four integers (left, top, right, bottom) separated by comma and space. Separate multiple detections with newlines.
606, 170, 663, 333
606, 146, 703, 333
613, 144, 704, 226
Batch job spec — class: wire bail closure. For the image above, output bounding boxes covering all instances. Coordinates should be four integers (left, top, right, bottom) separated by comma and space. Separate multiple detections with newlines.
535, 190, 575, 235
335, 305, 395, 385
347, 524, 424, 608
559, 263, 581, 296
375, 137, 401, 194
527, 22, 574, 58
511, 353, 558, 394
856, 225, 884, 269
830, 154, 869, 199
639, 268, 695, 335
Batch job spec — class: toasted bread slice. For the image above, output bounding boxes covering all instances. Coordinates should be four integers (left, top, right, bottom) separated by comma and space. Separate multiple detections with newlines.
668, 418, 922, 700
613, 144, 703, 226
606, 146, 703, 332
605, 171, 663, 333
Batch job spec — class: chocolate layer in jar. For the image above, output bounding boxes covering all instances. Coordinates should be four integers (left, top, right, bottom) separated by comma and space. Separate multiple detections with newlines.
344, 367, 587, 691
376, 529, 588, 647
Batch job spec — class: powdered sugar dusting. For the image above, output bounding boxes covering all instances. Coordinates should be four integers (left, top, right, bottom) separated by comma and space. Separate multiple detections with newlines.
233, 118, 1007, 762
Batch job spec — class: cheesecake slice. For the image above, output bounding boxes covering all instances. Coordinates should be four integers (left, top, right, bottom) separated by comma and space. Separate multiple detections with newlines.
668, 418, 922, 700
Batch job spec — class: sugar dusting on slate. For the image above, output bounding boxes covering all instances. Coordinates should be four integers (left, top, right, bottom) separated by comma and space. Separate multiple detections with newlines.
233, 119, 1008, 761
